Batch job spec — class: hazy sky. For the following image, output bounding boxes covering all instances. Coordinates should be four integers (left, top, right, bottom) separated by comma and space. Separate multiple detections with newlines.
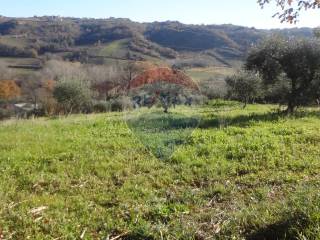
1, 0, 319, 29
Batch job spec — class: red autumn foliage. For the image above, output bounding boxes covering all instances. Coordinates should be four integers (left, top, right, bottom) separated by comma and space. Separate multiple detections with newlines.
0, 80, 21, 100
44, 80, 55, 92
128, 67, 199, 91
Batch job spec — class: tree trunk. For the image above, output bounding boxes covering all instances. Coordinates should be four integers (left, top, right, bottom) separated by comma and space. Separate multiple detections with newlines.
163, 100, 169, 113
242, 97, 247, 109
286, 101, 295, 114
286, 79, 297, 114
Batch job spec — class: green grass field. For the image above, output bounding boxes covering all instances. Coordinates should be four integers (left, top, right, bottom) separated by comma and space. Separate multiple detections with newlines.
186, 67, 236, 83
99, 40, 129, 57
87, 39, 129, 59
1, 102, 320, 239
185, 67, 237, 96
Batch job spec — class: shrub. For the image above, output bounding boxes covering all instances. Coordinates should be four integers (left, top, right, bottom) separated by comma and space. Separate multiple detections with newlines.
0, 43, 37, 58
207, 99, 241, 108
187, 94, 208, 105
110, 96, 133, 112
0, 108, 12, 120
93, 101, 111, 113
53, 80, 92, 115
41, 97, 58, 116
199, 78, 227, 99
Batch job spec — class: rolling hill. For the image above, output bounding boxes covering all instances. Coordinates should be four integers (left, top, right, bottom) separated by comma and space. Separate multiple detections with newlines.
0, 16, 315, 70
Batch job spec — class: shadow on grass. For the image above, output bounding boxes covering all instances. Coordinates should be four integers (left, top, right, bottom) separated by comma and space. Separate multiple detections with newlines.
127, 111, 200, 132
126, 111, 200, 160
122, 233, 154, 240
246, 212, 310, 240
199, 110, 320, 129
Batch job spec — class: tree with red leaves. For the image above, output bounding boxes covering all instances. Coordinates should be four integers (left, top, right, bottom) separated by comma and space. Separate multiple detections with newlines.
128, 67, 199, 113
128, 67, 199, 91
0, 80, 21, 101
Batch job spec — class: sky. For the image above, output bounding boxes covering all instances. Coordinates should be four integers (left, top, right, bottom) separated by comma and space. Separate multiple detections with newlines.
0, 0, 319, 29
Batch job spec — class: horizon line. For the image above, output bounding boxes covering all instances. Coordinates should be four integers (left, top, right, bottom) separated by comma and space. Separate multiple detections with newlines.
0, 14, 316, 31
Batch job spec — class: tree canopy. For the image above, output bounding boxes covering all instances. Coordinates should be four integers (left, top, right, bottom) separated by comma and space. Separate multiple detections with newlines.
246, 37, 320, 113
128, 68, 199, 91
225, 71, 263, 108
53, 80, 92, 115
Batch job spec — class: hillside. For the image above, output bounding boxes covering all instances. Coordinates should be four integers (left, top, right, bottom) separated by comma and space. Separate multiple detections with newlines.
1, 103, 320, 239
0, 16, 314, 69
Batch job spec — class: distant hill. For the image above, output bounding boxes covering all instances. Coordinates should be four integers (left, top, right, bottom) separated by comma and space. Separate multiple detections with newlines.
0, 16, 315, 68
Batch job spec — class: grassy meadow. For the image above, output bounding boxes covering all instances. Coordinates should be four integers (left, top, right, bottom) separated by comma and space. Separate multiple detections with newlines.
1, 102, 320, 239
186, 67, 236, 83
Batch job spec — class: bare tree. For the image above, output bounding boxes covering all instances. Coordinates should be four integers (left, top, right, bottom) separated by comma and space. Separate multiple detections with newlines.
87, 65, 120, 100
258, 0, 320, 23
120, 62, 141, 93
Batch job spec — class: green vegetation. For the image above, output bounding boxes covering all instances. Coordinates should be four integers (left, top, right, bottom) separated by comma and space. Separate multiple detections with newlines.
126, 109, 200, 160
53, 80, 92, 115
225, 71, 262, 108
1, 102, 320, 239
246, 37, 320, 113
87, 39, 129, 59
186, 67, 236, 98
0, 16, 314, 68
186, 67, 235, 83
99, 40, 129, 57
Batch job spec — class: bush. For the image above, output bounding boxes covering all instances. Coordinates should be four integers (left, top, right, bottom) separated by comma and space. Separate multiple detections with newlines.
110, 96, 133, 112
225, 71, 263, 108
93, 101, 111, 113
41, 98, 58, 116
199, 78, 227, 99
171, 58, 211, 69
0, 108, 12, 120
28, 108, 46, 118
188, 94, 208, 105
53, 80, 92, 115
207, 99, 241, 108
93, 98, 133, 113
0, 43, 38, 58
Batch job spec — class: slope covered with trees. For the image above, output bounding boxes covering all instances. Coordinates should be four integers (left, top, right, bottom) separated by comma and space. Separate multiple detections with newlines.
0, 16, 315, 66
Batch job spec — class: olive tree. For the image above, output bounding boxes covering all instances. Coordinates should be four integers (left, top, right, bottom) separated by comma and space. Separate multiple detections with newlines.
53, 80, 92, 115
139, 82, 184, 113
225, 71, 263, 108
246, 37, 320, 113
